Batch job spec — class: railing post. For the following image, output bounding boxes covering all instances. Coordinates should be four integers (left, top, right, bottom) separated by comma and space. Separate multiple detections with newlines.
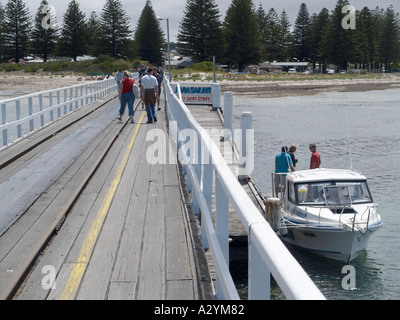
38, 94, 42, 112
49, 92, 53, 109
1, 103, 6, 125
16, 100, 21, 121
192, 134, 202, 215
215, 176, 229, 299
238, 112, 254, 180
70, 88, 74, 111
80, 85, 84, 107
202, 160, 212, 250
223, 92, 233, 140
248, 226, 271, 300
2, 128, 7, 147
212, 82, 221, 110
75, 86, 79, 109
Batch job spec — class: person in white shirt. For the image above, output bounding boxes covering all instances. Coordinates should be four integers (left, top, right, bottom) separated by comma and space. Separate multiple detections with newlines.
140, 68, 159, 123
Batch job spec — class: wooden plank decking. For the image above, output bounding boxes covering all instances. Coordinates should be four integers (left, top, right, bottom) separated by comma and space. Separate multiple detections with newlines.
0, 87, 264, 301
0, 94, 211, 300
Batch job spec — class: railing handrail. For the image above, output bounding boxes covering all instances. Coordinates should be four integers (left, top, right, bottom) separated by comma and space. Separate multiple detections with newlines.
0, 78, 114, 105
164, 78, 325, 300
1, 78, 117, 148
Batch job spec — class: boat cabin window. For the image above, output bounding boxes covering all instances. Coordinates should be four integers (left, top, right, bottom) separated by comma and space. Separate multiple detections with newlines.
295, 181, 373, 205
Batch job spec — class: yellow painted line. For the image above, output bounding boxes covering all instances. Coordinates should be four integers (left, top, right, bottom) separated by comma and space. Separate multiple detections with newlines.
60, 112, 146, 300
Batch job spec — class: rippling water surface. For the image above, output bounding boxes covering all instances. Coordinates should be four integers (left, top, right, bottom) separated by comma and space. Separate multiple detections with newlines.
232, 89, 400, 300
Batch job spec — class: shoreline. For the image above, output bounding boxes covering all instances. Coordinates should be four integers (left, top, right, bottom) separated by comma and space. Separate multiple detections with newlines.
1, 73, 400, 100
218, 75, 400, 98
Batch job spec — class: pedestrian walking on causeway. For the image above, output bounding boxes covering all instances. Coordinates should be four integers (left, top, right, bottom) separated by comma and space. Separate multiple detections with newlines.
154, 68, 163, 111
115, 69, 123, 89
140, 68, 159, 124
118, 71, 136, 124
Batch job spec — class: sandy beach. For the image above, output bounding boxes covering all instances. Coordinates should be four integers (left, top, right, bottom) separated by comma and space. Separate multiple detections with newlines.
1, 72, 400, 100
217, 74, 400, 98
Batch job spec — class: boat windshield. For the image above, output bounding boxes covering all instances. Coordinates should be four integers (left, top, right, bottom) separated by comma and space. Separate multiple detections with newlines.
295, 181, 373, 205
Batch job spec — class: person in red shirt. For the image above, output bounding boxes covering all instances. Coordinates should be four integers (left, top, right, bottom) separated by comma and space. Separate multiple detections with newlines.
118, 70, 136, 123
309, 143, 321, 169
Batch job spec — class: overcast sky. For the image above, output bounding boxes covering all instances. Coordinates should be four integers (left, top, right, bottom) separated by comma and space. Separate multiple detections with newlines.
20, 0, 400, 42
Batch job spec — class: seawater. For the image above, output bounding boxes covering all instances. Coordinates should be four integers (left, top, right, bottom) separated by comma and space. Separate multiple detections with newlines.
232, 88, 400, 300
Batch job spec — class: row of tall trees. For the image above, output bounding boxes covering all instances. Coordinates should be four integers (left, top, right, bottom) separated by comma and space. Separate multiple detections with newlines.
0, 0, 164, 64
177, 0, 400, 71
1, 0, 400, 72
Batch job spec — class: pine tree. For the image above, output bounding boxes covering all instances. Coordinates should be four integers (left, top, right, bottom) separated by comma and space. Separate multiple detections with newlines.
177, 0, 222, 62
31, 0, 58, 62
133, 0, 164, 65
256, 4, 268, 61
309, 8, 330, 69
279, 10, 293, 61
379, 5, 400, 71
58, 0, 88, 61
223, 0, 261, 71
293, 3, 311, 62
98, 0, 132, 59
87, 11, 100, 56
319, 0, 357, 70
0, 3, 5, 62
371, 7, 385, 70
355, 7, 376, 69
263, 8, 282, 62
3, 0, 31, 63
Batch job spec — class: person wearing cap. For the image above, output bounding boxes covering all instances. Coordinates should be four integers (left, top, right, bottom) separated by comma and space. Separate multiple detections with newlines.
309, 143, 321, 169
274, 146, 295, 197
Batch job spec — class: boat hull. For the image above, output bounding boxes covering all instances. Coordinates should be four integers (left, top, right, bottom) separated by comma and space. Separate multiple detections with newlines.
280, 221, 379, 263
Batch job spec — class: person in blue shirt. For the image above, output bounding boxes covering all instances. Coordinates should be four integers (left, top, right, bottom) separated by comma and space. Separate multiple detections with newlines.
274, 146, 295, 197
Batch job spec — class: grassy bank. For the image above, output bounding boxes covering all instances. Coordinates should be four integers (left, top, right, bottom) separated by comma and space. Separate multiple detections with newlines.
0, 55, 144, 75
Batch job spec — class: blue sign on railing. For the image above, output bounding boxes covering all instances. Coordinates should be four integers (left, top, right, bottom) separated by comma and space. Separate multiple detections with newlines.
171, 83, 213, 105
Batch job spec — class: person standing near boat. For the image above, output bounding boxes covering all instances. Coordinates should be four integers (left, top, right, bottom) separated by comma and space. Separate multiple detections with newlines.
309, 143, 321, 169
288, 144, 298, 167
274, 146, 295, 197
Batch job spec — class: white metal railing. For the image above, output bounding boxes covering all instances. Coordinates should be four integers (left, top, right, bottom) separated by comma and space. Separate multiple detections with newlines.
0, 78, 117, 148
164, 78, 325, 300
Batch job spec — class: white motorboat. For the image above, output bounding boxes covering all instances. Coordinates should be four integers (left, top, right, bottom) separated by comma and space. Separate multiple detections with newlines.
269, 168, 383, 263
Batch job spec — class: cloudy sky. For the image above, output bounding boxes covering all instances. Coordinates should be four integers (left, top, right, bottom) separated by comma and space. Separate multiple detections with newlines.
20, 0, 400, 42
